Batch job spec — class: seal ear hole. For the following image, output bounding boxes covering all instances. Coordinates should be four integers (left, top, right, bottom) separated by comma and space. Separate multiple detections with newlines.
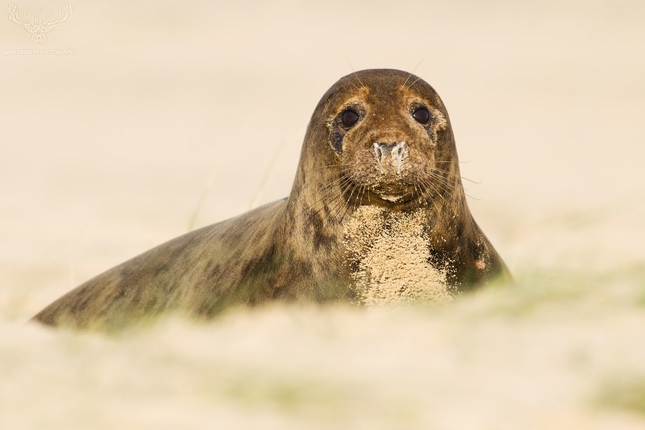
412, 107, 430, 124
341, 109, 360, 127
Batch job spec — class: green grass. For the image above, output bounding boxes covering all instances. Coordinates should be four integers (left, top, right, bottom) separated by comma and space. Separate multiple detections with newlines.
596, 377, 645, 415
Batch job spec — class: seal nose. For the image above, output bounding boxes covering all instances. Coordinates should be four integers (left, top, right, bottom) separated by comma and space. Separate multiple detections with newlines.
373, 141, 407, 175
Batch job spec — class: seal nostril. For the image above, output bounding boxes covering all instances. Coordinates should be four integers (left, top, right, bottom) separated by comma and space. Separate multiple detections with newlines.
374, 142, 384, 173
373, 142, 383, 160
375, 142, 395, 155
373, 142, 407, 175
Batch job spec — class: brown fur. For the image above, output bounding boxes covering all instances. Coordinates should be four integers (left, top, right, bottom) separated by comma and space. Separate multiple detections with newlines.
33, 69, 510, 329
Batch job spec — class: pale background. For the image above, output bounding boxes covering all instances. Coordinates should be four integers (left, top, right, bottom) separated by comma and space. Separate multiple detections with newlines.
1, 1, 644, 428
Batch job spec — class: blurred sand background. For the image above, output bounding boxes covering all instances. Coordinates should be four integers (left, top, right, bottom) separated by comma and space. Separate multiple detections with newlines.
1, 0, 645, 428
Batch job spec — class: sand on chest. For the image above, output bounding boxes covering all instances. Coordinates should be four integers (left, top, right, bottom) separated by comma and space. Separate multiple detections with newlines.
342, 205, 454, 306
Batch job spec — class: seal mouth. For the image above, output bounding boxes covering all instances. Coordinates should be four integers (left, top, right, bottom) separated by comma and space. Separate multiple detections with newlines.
378, 193, 406, 203
340, 178, 413, 207
371, 184, 416, 203
339, 176, 418, 207
372, 183, 407, 195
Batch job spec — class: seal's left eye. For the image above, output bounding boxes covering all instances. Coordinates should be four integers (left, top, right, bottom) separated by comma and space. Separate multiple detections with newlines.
412, 107, 430, 124
341, 109, 359, 127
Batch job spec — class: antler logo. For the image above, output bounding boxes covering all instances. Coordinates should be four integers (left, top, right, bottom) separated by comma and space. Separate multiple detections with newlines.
8, 4, 73, 45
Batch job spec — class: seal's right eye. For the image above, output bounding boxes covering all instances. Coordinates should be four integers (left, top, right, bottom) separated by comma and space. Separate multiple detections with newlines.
412, 107, 430, 124
341, 109, 359, 127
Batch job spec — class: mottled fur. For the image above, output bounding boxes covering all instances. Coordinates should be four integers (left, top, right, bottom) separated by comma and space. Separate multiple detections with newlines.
33, 69, 509, 329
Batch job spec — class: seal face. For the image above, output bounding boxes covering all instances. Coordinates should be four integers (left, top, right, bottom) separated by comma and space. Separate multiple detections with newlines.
328, 82, 449, 208
33, 69, 510, 329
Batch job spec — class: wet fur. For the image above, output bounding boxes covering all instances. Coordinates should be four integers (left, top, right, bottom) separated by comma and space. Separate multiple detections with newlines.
34, 69, 510, 329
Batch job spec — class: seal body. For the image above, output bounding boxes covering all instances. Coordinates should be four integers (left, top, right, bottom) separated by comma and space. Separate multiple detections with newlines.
33, 69, 510, 329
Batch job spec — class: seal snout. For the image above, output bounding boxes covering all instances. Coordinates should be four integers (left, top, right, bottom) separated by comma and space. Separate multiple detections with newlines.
373, 141, 407, 175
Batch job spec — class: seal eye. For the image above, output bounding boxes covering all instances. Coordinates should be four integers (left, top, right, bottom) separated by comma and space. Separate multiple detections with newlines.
341, 109, 359, 127
412, 107, 430, 124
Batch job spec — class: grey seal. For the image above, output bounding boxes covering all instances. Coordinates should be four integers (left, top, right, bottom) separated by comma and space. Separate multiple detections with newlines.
33, 69, 510, 329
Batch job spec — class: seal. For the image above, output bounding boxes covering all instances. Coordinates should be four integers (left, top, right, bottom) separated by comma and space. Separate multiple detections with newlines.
33, 69, 510, 329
